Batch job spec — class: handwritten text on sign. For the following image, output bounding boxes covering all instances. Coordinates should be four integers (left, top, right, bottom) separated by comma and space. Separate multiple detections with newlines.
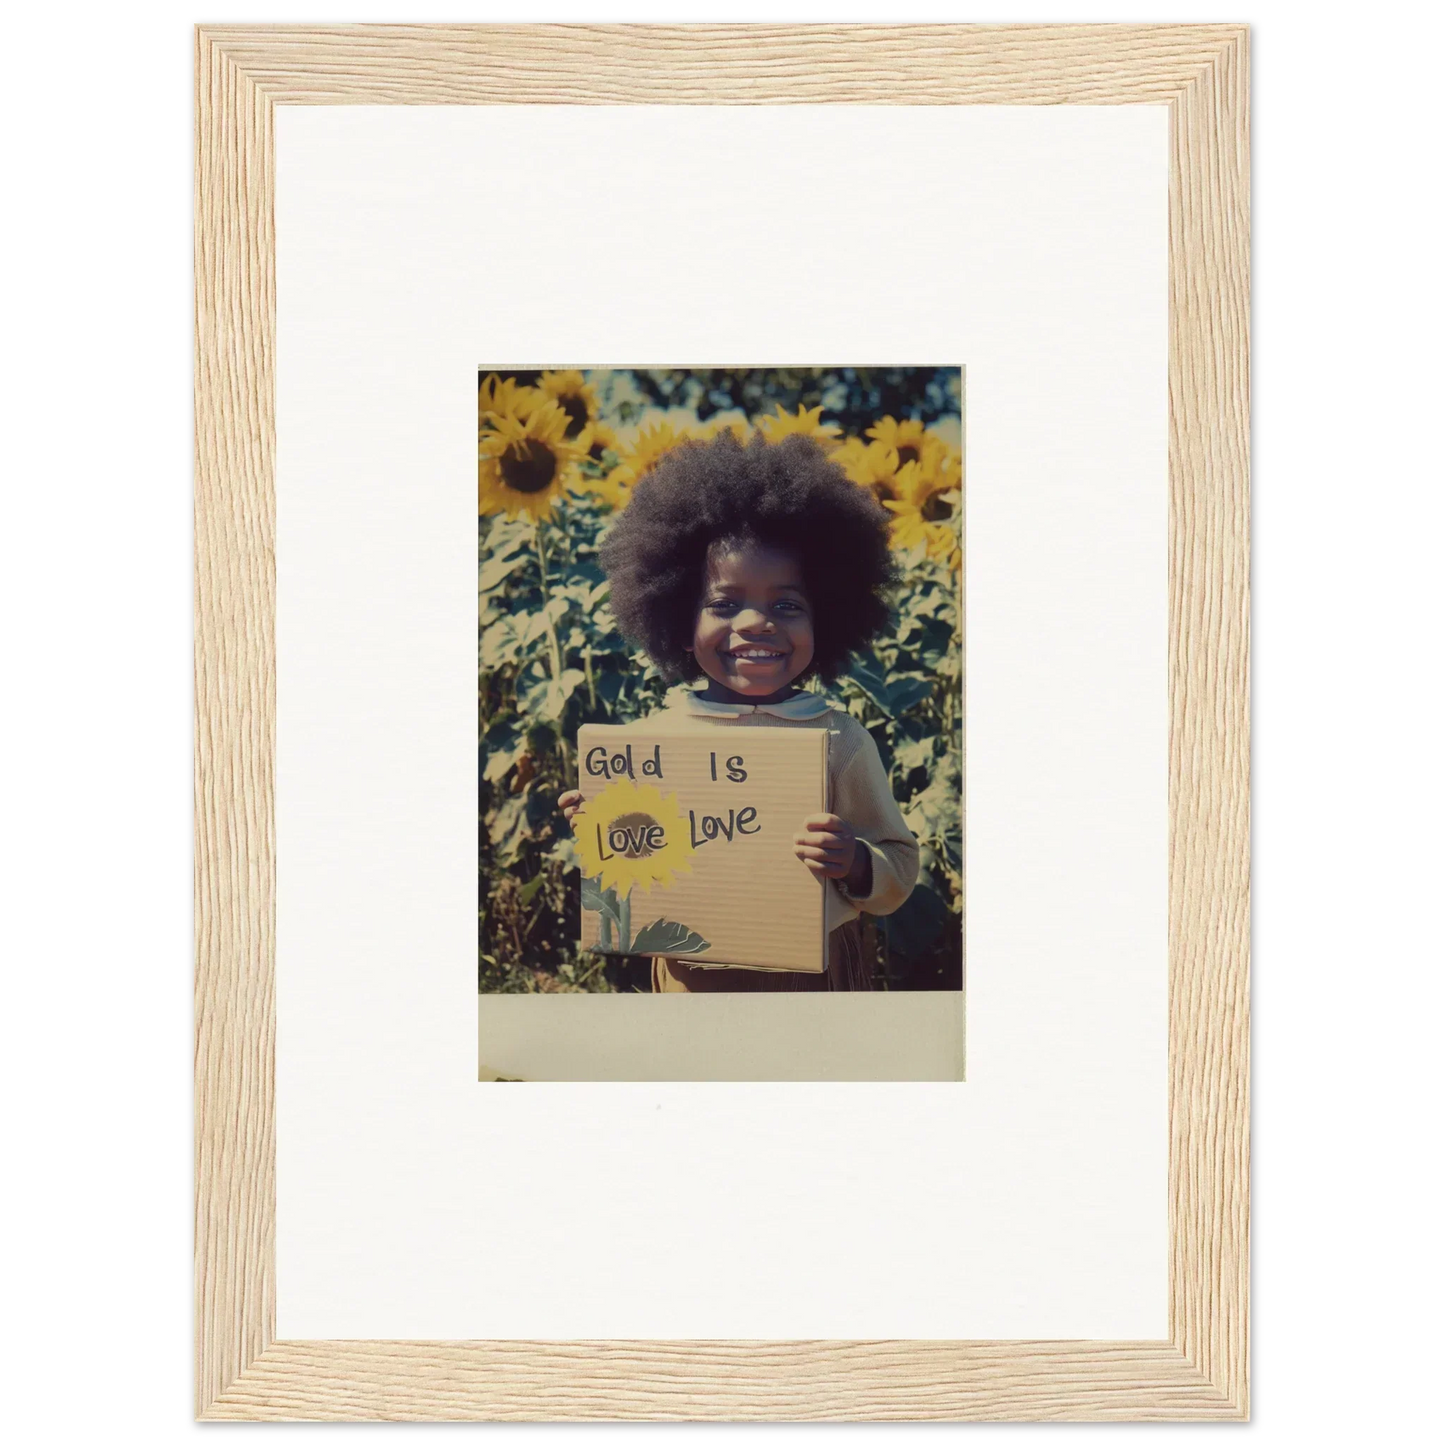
574, 724, 828, 972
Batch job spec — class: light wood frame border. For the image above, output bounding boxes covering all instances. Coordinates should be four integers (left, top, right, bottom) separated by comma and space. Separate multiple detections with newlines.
195, 23, 1249, 1422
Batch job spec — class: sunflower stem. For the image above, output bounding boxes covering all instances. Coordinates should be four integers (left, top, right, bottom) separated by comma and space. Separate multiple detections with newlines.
530, 518, 570, 771
617, 889, 631, 953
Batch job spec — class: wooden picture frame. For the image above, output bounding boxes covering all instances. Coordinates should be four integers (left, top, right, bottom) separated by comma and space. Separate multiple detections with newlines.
195, 23, 1248, 1421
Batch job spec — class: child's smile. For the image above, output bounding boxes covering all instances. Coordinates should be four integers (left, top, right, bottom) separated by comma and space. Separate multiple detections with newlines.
688, 543, 815, 704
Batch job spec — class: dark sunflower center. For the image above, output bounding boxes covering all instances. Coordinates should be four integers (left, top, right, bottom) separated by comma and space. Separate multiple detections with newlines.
558, 394, 589, 438
608, 811, 662, 858
869, 480, 899, 504
896, 444, 919, 468
500, 439, 558, 494
921, 492, 954, 522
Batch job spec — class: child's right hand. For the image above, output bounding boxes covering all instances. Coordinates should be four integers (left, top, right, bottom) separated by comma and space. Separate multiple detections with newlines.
558, 789, 585, 823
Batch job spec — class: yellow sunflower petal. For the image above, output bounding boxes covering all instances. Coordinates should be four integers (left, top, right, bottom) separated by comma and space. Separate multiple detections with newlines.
589, 419, 694, 511
835, 436, 908, 504
866, 416, 948, 478
757, 403, 841, 448
478, 398, 584, 520
539, 369, 599, 442
479, 373, 539, 425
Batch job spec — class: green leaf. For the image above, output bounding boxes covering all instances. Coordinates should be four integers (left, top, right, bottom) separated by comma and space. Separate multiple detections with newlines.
886, 675, 933, 714
480, 618, 520, 669
534, 670, 585, 721
629, 919, 712, 955
519, 610, 556, 648
482, 744, 521, 784
482, 794, 528, 867
847, 658, 895, 715
882, 884, 953, 963
580, 876, 620, 923
524, 786, 556, 831
478, 552, 530, 593
893, 736, 935, 773
517, 872, 546, 905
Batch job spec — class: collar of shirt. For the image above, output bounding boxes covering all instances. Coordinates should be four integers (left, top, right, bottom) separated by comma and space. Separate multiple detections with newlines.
666, 685, 834, 721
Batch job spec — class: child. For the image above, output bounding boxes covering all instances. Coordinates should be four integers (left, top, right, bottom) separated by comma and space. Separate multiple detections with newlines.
559, 430, 920, 991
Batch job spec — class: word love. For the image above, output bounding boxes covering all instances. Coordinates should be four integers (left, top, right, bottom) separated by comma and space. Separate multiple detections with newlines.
584, 743, 663, 781
595, 820, 666, 859
688, 807, 760, 847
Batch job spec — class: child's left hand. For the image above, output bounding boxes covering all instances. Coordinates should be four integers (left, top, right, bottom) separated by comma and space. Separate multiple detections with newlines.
794, 813, 870, 893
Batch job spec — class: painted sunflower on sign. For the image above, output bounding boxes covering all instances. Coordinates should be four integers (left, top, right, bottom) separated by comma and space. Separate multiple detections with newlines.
573, 778, 694, 897
478, 399, 584, 520
757, 403, 841, 449
539, 369, 599, 441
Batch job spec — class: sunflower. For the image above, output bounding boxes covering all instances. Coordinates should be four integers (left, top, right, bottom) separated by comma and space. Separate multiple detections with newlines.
575, 419, 619, 468
538, 369, 599, 441
757, 403, 841, 449
573, 778, 695, 896
833, 436, 911, 505
478, 372, 539, 426
884, 456, 963, 570
701, 412, 751, 444
865, 416, 945, 474
478, 399, 584, 520
593, 419, 694, 511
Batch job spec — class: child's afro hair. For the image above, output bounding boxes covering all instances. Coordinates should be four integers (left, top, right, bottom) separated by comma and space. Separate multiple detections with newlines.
599, 430, 897, 683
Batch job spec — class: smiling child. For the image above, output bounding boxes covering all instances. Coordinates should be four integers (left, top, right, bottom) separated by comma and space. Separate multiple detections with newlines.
559, 429, 921, 991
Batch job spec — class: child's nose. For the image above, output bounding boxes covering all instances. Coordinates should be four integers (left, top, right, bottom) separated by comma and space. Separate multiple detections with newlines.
737, 608, 774, 631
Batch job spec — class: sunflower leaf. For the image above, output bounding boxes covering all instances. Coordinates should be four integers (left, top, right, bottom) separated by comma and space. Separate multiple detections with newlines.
893, 735, 935, 774
482, 743, 521, 784
478, 552, 531, 594
885, 675, 933, 715
479, 618, 520, 669
846, 659, 895, 715
629, 919, 711, 956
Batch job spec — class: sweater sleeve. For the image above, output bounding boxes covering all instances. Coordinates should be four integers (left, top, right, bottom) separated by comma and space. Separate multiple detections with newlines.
831, 722, 920, 916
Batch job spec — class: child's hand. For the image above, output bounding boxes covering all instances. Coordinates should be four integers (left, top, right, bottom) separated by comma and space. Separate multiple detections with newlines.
794, 813, 870, 894
558, 789, 585, 823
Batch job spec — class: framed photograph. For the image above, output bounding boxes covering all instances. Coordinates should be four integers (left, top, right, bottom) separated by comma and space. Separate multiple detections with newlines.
475, 363, 965, 1082
196, 23, 1248, 1421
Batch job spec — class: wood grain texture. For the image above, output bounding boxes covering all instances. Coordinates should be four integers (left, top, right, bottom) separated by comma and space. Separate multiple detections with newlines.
197, 22, 1241, 105
204, 1341, 1240, 1422
1166, 27, 1251, 1415
194, 25, 276, 1417
194, 22, 1249, 1421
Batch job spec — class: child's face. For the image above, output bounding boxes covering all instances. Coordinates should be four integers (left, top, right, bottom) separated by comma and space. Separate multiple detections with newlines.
687, 543, 815, 699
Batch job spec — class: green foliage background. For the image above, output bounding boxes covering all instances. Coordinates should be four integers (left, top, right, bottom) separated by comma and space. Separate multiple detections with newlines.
479, 367, 963, 993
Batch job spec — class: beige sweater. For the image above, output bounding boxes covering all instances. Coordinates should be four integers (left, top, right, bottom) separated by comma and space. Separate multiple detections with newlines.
628, 687, 921, 933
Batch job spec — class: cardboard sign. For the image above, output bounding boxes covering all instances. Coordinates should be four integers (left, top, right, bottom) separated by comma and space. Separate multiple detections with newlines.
574, 724, 829, 972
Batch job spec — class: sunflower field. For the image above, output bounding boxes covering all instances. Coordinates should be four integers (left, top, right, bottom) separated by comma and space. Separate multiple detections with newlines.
479, 366, 963, 993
